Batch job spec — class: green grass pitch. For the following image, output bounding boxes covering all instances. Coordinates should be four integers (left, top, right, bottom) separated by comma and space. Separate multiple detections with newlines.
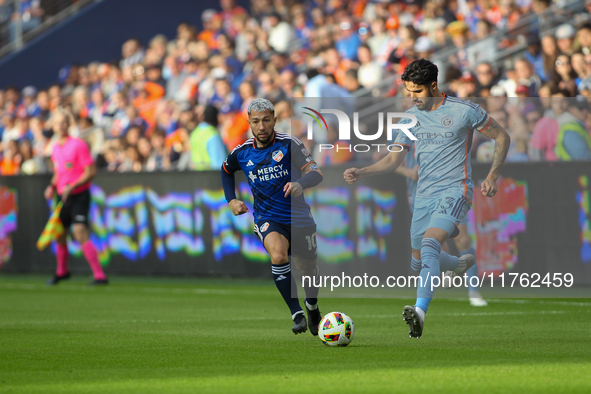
0, 275, 590, 393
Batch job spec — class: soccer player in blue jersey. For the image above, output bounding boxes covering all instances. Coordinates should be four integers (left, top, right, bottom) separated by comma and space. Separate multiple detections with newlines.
344, 59, 510, 338
221, 98, 324, 335
397, 85, 488, 307
398, 140, 488, 307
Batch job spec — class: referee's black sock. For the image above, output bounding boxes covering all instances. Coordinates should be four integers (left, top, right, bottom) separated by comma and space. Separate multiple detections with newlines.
272, 262, 302, 317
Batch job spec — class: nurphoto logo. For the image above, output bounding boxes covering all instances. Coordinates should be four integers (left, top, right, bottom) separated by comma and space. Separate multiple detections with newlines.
303, 107, 418, 153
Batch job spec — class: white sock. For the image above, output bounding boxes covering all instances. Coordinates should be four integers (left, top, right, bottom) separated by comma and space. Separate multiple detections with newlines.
305, 301, 318, 310
416, 306, 426, 322
292, 310, 305, 320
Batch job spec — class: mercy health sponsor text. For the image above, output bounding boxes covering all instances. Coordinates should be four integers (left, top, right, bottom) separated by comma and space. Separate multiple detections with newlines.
248, 163, 289, 182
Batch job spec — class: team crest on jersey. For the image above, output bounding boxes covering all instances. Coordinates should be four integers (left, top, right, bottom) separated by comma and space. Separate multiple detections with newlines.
261, 222, 270, 232
441, 116, 453, 128
66, 162, 73, 169
272, 150, 283, 162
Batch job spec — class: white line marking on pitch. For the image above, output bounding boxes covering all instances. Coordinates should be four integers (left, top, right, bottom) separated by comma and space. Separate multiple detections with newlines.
1, 283, 590, 306
0, 310, 578, 327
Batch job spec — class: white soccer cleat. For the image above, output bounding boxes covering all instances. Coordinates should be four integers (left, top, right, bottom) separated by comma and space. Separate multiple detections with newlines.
469, 290, 488, 307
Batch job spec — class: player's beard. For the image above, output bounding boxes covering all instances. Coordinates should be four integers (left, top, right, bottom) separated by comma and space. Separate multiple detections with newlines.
254, 130, 273, 146
415, 89, 436, 110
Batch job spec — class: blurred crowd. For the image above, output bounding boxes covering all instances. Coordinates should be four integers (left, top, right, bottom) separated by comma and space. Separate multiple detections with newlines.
0, 0, 73, 46
1, 0, 591, 176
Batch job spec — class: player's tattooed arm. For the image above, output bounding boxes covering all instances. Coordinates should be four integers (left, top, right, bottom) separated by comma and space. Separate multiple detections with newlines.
479, 117, 511, 197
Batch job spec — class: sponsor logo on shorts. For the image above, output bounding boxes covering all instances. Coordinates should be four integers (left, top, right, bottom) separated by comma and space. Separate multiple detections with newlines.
74, 215, 86, 221
272, 150, 283, 162
261, 222, 270, 232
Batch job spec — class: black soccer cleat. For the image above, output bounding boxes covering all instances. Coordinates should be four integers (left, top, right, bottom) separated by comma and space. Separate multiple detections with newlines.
292, 311, 307, 335
46, 272, 71, 286
306, 305, 322, 336
89, 278, 109, 286
402, 305, 424, 339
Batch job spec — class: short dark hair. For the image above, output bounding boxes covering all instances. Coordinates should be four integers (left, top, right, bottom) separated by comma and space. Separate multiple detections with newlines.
345, 68, 358, 80
445, 66, 462, 82
556, 88, 572, 97
151, 128, 166, 139
324, 73, 337, 84
401, 59, 439, 86
358, 43, 371, 52
540, 81, 560, 95
203, 105, 219, 127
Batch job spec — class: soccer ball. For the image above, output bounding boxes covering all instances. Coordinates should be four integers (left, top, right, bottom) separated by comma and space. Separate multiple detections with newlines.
318, 311, 355, 347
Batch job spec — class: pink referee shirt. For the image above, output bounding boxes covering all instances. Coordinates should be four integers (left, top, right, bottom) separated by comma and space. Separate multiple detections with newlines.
530, 117, 559, 161
51, 136, 94, 195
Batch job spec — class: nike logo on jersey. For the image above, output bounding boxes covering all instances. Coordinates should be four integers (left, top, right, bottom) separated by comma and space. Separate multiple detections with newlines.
247, 160, 254, 166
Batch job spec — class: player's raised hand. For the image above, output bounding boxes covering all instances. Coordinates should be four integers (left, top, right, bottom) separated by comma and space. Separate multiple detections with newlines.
343, 168, 361, 184
481, 177, 497, 197
283, 182, 303, 198
229, 199, 249, 215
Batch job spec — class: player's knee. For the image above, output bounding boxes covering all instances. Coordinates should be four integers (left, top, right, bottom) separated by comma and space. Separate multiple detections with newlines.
412, 248, 421, 260
423, 227, 448, 244
269, 250, 289, 265
72, 224, 89, 244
